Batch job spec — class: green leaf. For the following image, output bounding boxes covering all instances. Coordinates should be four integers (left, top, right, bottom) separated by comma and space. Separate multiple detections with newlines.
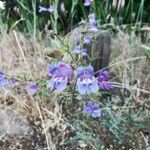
140, 45, 150, 51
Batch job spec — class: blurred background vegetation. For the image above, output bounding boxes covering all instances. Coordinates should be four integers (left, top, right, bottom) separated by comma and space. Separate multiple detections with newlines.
0, 0, 149, 36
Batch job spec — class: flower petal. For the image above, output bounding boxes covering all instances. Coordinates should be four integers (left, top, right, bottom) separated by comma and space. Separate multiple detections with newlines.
58, 62, 73, 78
39, 6, 47, 12
84, 101, 101, 118
48, 64, 60, 77
28, 82, 38, 95
90, 77, 99, 93
76, 66, 85, 77
84, 0, 91, 6
47, 77, 68, 92
76, 79, 88, 95
86, 65, 94, 74
91, 109, 101, 118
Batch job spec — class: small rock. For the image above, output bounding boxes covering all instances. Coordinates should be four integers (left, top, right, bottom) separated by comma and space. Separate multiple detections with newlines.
0, 106, 34, 137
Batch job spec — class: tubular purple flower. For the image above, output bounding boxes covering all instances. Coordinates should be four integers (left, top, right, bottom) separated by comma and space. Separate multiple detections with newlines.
76, 66, 98, 95
97, 70, 113, 90
83, 36, 91, 44
28, 82, 38, 95
89, 22, 98, 31
8, 78, 16, 88
47, 62, 73, 92
39, 5, 54, 13
73, 46, 88, 56
47, 5, 55, 13
98, 81, 112, 90
57, 62, 73, 78
88, 13, 96, 24
48, 64, 60, 77
47, 77, 68, 92
0, 72, 16, 89
84, 0, 91, 6
73, 45, 81, 54
88, 13, 98, 31
84, 101, 101, 118
98, 70, 109, 81
39, 6, 47, 12
48, 62, 73, 78
81, 48, 88, 56
0, 71, 7, 88
76, 66, 93, 77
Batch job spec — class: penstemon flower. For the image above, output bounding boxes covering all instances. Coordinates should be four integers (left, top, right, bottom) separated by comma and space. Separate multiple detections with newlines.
0, 71, 7, 88
89, 22, 98, 31
88, 13, 98, 31
28, 82, 38, 95
84, 0, 92, 6
88, 13, 96, 24
97, 70, 113, 90
76, 66, 98, 95
73, 45, 81, 54
73, 45, 88, 56
47, 76, 68, 92
84, 101, 101, 118
47, 62, 73, 92
39, 5, 54, 13
0, 71, 16, 89
83, 36, 91, 44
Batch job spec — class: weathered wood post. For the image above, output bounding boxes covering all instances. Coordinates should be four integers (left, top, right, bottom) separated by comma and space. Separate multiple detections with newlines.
65, 25, 111, 75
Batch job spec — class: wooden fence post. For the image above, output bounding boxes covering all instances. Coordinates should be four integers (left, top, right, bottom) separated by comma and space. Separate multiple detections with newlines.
65, 26, 111, 74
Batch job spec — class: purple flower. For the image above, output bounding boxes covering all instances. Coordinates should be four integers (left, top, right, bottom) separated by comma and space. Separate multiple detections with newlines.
76, 66, 98, 95
84, 101, 101, 118
88, 13, 98, 31
83, 36, 91, 44
48, 62, 73, 78
0, 71, 7, 88
48, 64, 60, 77
88, 13, 96, 24
73, 45, 81, 54
89, 22, 98, 31
98, 71, 109, 81
47, 5, 55, 13
8, 78, 16, 88
28, 82, 38, 95
84, 0, 91, 6
97, 70, 112, 90
47, 62, 73, 92
0, 71, 16, 89
81, 48, 88, 56
47, 76, 68, 92
39, 5, 54, 13
73, 45, 88, 56
39, 6, 47, 12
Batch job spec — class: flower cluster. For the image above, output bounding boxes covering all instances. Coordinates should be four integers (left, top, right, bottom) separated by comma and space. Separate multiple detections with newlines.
73, 35, 92, 57
73, 45, 87, 56
0, 1, 111, 119
88, 13, 98, 31
46, 62, 112, 95
0, 64, 112, 119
